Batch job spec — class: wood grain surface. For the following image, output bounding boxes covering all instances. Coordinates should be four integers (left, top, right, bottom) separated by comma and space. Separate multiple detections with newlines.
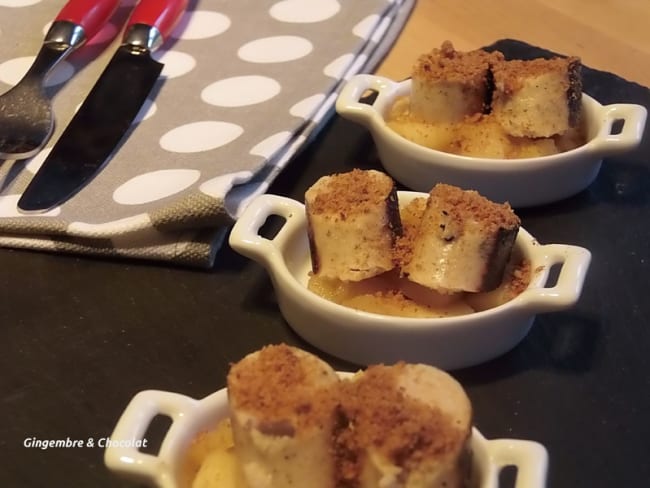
377, 0, 650, 87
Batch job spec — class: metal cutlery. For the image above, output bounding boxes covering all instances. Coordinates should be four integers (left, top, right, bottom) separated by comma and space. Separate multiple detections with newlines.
0, 0, 120, 160
18, 0, 188, 212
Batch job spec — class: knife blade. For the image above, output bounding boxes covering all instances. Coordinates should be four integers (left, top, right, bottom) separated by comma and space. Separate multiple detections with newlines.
17, 0, 188, 213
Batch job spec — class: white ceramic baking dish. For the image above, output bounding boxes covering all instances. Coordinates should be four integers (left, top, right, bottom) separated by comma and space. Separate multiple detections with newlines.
336, 75, 647, 207
105, 378, 549, 488
228, 191, 591, 370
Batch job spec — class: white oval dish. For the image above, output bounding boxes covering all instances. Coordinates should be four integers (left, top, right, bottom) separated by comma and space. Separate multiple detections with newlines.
228, 191, 592, 369
105, 376, 549, 488
335, 75, 647, 207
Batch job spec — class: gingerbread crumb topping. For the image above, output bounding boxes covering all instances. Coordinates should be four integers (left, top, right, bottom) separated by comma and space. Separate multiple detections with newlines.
412, 41, 503, 85
334, 364, 468, 485
227, 344, 337, 431
306, 169, 394, 217
429, 183, 520, 232
493, 56, 581, 94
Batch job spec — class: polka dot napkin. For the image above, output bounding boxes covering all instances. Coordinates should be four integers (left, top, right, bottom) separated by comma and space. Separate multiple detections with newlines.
0, 0, 414, 267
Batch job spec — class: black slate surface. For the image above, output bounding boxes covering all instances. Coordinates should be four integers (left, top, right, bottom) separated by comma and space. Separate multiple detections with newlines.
1, 39, 649, 488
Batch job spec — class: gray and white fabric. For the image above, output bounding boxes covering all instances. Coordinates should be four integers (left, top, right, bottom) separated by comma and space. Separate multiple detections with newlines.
0, 0, 415, 267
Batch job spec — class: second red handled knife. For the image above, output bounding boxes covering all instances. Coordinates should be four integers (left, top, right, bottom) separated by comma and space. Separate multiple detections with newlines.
18, 0, 188, 212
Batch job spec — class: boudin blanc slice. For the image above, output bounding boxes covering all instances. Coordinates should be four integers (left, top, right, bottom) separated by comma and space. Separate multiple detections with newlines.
410, 41, 502, 123
401, 184, 520, 293
225, 346, 477, 488
334, 363, 473, 488
491, 56, 582, 138
305, 169, 402, 282
227, 344, 340, 488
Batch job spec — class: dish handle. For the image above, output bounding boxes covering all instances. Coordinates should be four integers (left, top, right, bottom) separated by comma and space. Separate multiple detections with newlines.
592, 103, 647, 155
335, 74, 399, 127
517, 244, 591, 312
485, 437, 549, 488
228, 194, 306, 271
104, 389, 198, 486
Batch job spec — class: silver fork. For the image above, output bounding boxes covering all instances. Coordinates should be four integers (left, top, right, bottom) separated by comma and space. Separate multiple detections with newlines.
0, 0, 120, 160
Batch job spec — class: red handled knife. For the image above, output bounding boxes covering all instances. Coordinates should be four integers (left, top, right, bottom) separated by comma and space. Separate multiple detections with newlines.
18, 0, 188, 212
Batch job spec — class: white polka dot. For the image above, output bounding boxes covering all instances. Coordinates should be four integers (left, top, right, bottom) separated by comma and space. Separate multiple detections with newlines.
0, 0, 41, 6
134, 99, 157, 123
0, 57, 74, 87
324, 54, 354, 79
25, 147, 51, 173
238, 36, 313, 63
152, 50, 196, 79
177, 10, 231, 39
353, 14, 379, 39
160, 121, 243, 153
68, 215, 149, 235
290, 94, 325, 119
0, 194, 60, 217
250, 131, 291, 158
199, 171, 253, 198
113, 169, 201, 205
270, 0, 340, 23
201, 76, 280, 108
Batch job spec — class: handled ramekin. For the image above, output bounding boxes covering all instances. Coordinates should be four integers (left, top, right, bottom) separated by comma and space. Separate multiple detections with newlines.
229, 192, 591, 369
335, 75, 647, 207
104, 389, 223, 488
106, 384, 549, 488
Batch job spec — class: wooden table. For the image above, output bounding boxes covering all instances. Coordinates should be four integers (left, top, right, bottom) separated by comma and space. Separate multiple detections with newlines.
377, 0, 650, 87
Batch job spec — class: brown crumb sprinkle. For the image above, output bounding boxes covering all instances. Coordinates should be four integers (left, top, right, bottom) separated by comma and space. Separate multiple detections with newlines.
412, 41, 503, 85
333, 364, 468, 485
227, 344, 337, 431
306, 169, 394, 216
492, 56, 582, 94
506, 259, 531, 297
394, 197, 427, 268
428, 183, 520, 233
